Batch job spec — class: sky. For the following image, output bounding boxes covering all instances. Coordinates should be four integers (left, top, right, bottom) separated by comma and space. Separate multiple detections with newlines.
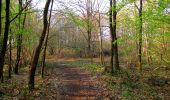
32, 0, 110, 13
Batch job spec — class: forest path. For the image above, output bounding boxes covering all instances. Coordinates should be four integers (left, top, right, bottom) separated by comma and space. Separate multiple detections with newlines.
52, 64, 110, 100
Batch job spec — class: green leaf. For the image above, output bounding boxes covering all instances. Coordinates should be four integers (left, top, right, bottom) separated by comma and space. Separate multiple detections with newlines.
163, 32, 170, 37
113, 38, 126, 45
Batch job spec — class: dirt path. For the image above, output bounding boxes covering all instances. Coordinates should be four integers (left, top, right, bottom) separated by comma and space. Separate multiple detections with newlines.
52, 65, 110, 100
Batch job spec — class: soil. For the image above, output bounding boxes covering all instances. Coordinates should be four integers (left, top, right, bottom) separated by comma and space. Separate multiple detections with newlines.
49, 65, 111, 100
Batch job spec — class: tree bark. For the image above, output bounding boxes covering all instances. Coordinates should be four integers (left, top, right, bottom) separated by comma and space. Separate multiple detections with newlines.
15, 0, 23, 74
0, 0, 10, 82
15, 0, 27, 74
109, 0, 114, 74
41, 0, 53, 78
28, 0, 51, 90
109, 0, 119, 75
112, 0, 119, 71
9, 29, 12, 78
99, 13, 105, 65
138, 0, 143, 71
87, 0, 93, 63
0, 0, 2, 37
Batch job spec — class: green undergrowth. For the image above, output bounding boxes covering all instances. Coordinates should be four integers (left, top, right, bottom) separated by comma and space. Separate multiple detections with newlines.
46, 60, 105, 74
77, 62, 167, 100
104, 69, 165, 100
80, 63, 104, 74
45, 60, 169, 100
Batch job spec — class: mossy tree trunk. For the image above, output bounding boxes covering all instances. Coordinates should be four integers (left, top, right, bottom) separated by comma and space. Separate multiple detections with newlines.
0, 0, 10, 82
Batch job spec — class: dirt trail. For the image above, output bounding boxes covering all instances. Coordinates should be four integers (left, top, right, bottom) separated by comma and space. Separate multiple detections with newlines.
54, 65, 110, 100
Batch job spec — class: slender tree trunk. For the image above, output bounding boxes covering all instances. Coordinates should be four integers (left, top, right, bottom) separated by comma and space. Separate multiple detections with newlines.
138, 0, 143, 71
99, 13, 105, 65
113, 0, 119, 71
41, 0, 53, 78
109, 0, 114, 74
28, 0, 51, 90
15, 0, 22, 74
9, 29, 12, 78
0, 0, 10, 82
15, 0, 25, 74
87, 28, 93, 63
0, 0, 2, 37
109, 0, 119, 74
87, 0, 93, 63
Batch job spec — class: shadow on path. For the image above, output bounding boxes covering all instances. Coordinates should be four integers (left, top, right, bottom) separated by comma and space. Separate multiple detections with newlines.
55, 65, 110, 100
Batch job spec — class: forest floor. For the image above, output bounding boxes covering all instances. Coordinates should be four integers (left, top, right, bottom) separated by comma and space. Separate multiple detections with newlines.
47, 64, 112, 100
0, 59, 113, 100
0, 58, 170, 100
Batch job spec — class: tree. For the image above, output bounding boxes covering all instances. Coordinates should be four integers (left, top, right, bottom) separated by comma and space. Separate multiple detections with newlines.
109, 0, 120, 74
109, 0, 114, 73
8, 29, 12, 78
138, 0, 143, 71
86, 0, 93, 63
112, 0, 120, 71
0, 0, 2, 37
134, 0, 143, 71
41, 0, 54, 78
28, 0, 51, 89
14, 0, 27, 74
0, 0, 10, 82
60, 0, 101, 62
98, 13, 105, 65
14, 0, 23, 74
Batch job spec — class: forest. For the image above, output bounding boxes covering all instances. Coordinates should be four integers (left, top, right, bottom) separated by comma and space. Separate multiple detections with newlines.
0, 0, 170, 99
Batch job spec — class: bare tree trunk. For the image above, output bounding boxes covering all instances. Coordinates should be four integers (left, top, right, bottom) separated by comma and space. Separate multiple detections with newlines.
87, 29, 93, 63
41, 0, 53, 78
9, 29, 12, 78
87, 0, 93, 63
15, 0, 23, 74
15, 0, 27, 74
99, 13, 105, 65
28, 0, 51, 90
0, 0, 10, 82
0, 0, 2, 37
113, 0, 119, 71
109, 0, 114, 74
138, 0, 143, 71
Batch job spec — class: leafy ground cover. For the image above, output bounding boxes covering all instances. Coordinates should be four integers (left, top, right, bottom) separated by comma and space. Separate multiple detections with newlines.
0, 58, 169, 100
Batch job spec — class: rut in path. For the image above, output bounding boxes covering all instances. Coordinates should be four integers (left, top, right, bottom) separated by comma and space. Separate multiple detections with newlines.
55, 65, 110, 100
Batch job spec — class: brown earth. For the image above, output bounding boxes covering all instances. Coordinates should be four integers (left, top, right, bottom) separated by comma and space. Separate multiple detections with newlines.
50, 65, 111, 100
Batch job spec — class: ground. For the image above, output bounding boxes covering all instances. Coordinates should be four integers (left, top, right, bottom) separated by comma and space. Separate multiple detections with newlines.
0, 58, 169, 100
48, 64, 111, 99
0, 60, 112, 100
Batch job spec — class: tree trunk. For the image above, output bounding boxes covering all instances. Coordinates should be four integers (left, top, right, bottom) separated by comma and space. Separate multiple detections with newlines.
138, 0, 143, 71
0, 0, 10, 82
109, 0, 120, 75
15, 0, 26, 74
9, 29, 12, 78
0, 0, 2, 37
41, 0, 53, 78
87, 0, 93, 63
113, 0, 119, 71
99, 13, 105, 65
28, 0, 51, 90
109, 0, 114, 74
